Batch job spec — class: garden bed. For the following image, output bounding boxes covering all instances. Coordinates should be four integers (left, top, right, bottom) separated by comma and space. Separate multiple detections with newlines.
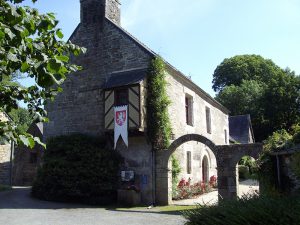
173, 176, 217, 200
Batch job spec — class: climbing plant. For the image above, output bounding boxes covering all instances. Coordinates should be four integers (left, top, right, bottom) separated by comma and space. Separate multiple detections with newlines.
146, 57, 172, 149
172, 155, 181, 183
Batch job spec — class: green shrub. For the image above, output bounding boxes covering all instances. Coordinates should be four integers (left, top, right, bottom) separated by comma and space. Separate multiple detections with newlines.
183, 195, 300, 225
32, 134, 122, 205
171, 154, 181, 198
291, 124, 300, 144
263, 129, 292, 152
238, 165, 250, 180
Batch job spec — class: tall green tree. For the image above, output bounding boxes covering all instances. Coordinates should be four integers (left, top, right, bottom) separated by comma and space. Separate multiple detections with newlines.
0, 0, 85, 147
212, 54, 285, 92
214, 55, 300, 141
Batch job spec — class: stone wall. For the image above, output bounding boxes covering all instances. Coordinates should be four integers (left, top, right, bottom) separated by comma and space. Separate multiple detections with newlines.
44, 19, 152, 139
280, 154, 300, 193
0, 144, 11, 185
13, 145, 43, 186
116, 136, 153, 205
44, 17, 153, 203
166, 72, 229, 184
0, 112, 12, 185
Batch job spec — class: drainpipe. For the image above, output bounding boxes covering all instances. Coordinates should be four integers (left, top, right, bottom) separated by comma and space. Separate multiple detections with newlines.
9, 141, 15, 187
276, 155, 281, 190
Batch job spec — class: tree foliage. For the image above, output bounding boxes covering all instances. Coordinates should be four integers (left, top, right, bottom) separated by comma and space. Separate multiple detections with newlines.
0, 0, 85, 147
8, 107, 33, 134
146, 57, 172, 149
214, 55, 300, 141
212, 54, 284, 93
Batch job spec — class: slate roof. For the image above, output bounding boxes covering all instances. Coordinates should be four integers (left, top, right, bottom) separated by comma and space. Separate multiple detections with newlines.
68, 17, 230, 114
104, 18, 230, 114
104, 68, 148, 89
229, 115, 254, 144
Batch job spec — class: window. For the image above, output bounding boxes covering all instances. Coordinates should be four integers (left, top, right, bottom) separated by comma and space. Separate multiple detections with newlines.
187, 151, 192, 174
115, 88, 128, 106
224, 129, 228, 144
206, 107, 211, 134
185, 95, 193, 126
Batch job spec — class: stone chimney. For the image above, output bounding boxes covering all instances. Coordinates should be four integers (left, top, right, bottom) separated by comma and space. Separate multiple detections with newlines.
80, 0, 121, 26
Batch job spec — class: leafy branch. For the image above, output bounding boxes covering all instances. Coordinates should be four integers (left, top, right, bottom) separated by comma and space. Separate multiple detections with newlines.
0, 0, 86, 147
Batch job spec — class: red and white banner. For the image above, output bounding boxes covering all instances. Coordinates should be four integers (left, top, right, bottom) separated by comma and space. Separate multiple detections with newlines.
114, 105, 128, 149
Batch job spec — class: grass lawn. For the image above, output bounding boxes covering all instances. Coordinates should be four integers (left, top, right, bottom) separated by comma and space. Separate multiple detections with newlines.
0, 185, 11, 192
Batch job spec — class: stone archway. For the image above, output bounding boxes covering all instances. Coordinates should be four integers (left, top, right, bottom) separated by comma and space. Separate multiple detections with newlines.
215, 144, 262, 201
155, 134, 263, 205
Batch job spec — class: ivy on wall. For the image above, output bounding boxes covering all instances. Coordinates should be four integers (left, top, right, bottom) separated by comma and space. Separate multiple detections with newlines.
146, 57, 172, 150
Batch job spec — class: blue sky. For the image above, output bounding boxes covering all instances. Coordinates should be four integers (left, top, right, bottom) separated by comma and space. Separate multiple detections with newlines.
21, 0, 300, 96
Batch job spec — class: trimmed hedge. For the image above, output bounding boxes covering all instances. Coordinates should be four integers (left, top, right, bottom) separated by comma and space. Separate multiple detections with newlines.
32, 134, 122, 205
183, 195, 300, 225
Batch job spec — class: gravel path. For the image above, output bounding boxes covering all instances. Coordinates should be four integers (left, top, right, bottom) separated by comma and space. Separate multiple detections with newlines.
0, 187, 185, 225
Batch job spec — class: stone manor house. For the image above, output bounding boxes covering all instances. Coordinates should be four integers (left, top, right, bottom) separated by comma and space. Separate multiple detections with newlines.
43, 0, 259, 205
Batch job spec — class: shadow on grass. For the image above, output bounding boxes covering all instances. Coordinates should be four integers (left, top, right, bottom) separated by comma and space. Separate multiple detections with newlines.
0, 185, 12, 192
106, 205, 197, 216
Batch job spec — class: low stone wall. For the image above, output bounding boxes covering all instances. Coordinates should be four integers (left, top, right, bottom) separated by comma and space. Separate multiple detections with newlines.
0, 144, 11, 185
280, 154, 300, 193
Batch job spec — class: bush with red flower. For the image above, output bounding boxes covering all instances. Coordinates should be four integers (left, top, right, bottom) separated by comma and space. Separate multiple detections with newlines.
173, 176, 217, 200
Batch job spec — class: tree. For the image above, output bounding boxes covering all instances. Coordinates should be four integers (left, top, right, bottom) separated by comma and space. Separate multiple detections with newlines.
214, 55, 300, 141
0, 0, 85, 147
212, 54, 285, 93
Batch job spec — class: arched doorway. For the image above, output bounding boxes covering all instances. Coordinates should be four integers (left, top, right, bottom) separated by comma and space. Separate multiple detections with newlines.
202, 155, 209, 183
155, 134, 218, 205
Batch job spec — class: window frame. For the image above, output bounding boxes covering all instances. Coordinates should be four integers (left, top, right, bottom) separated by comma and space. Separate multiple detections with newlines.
187, 151, 192, 174
206, 106, 212, 134
185, 95, 193, 126
114, 88, 129, 107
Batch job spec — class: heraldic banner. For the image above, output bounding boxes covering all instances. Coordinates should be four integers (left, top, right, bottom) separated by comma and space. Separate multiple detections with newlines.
114, 105, 128, 149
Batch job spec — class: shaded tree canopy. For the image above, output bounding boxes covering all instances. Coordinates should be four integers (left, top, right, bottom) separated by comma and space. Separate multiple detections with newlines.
214, 55, 300, 141
0, 0, 85, 147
